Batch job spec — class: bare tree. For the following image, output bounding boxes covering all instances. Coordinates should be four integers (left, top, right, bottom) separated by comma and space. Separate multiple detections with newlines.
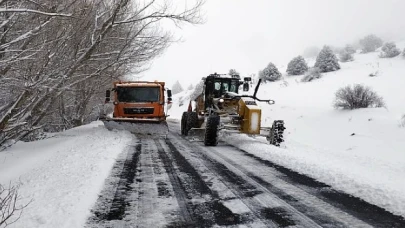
0, 183, 31, 227
0, 0, 205, 149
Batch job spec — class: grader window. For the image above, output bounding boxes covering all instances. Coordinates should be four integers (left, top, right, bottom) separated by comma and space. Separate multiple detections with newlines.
229, 81, 238, 93
117, 87, 160, 103
222, 83, 229, 92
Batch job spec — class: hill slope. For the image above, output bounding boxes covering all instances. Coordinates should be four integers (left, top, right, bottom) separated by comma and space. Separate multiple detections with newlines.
168, 45, 405, 217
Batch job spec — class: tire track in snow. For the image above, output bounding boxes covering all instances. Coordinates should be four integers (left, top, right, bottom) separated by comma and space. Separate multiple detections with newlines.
168, 134, 293, 227
154, 139, 197, 227
159, 138, 259, 227
86, 142, 141, 226
105, 143, 141, 220
230, 145, 405, 228
204, 144, 375, 227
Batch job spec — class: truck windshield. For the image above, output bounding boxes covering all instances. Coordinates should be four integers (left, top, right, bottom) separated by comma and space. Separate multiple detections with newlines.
116, 87, 160, 102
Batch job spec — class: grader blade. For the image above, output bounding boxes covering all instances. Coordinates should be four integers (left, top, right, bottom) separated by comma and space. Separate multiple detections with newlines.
186, 128, 205, 141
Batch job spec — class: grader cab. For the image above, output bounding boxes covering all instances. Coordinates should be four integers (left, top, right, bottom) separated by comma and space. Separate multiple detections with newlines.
181, 73, 285, 146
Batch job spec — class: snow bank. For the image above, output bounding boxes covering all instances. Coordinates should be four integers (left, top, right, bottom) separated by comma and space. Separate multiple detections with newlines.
0, 121, 134, 228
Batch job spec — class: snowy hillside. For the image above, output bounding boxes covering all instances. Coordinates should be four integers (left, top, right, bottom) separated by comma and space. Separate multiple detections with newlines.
168, 45, 405, 217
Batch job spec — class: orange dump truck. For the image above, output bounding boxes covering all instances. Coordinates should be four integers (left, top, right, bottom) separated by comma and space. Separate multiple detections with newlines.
100, 80, 172, 136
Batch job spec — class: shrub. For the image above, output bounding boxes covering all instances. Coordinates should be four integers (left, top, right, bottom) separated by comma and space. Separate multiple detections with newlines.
400, 114, 405, 128
339, 50, 354, 62
343, 44, 356, 54
301, 67, 321, 82
380, 42, 401, 58
333, 84, 385, 109
314, 46, 340, 72
359, 34, 383, 53
259, 62, 282, 82
286, 56, 308, 75
369, 70, 379, 77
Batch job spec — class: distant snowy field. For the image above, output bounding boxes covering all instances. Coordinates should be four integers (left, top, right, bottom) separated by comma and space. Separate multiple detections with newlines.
169, 43, 405, 218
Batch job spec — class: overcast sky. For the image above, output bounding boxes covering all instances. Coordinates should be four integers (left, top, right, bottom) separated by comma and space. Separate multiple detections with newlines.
137, 0, 405, 88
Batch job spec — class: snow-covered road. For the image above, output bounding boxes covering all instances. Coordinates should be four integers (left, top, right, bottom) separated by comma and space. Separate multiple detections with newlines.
84, 121, 405, 227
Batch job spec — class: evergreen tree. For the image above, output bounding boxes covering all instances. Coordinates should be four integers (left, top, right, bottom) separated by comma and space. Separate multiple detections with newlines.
228, 69, 239, 76
359, 34, 383, 53
171, 80, 184, 95
380, 42, 401, 58
314, 46, 340, 73
286, 56, 308, 75
259, 62, 282, 82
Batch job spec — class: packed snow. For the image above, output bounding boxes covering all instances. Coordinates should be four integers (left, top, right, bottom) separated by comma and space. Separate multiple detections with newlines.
1, 42, 405, 227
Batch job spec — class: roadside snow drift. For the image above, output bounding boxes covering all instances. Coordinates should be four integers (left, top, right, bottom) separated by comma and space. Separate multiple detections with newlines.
0, 121, 134, 228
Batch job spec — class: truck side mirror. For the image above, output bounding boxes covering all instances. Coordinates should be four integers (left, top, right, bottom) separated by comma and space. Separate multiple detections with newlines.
243, 82, 249, 91
105, 90, 111, 103
167, 89, 172, 104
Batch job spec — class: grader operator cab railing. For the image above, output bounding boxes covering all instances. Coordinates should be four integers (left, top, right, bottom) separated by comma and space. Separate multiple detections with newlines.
181, 73, 285, 146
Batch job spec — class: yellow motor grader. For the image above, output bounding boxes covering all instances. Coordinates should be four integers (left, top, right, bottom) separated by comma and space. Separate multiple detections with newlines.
181, 73, 285, 146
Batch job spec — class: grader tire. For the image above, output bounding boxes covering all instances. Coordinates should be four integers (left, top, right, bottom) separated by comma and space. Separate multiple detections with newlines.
187, 112, 199, 129
183, 112, 198, 136
181, 112, 188, 135
267, 120, 286, 147
204, 115, 220, 146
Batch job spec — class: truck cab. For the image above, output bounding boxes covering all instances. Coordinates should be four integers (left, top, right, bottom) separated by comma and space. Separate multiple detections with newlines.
104, 81, 172, 123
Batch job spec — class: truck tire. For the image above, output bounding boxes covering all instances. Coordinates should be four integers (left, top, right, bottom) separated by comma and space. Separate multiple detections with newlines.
181, 112, 188, 135
267, 120, 286, 146
204, 115, 220, 146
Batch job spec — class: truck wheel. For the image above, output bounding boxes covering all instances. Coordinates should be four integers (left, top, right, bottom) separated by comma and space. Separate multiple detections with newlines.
204, 115, 220, 146
267, 120, 286, 146
181, 112, 188, 135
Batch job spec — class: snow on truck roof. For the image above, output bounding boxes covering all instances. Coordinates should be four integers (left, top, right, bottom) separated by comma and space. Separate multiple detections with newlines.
115, 81, 164, 87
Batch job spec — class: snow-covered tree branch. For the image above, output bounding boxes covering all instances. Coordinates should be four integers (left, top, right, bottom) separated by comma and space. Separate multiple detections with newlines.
0, 0, 205, 149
